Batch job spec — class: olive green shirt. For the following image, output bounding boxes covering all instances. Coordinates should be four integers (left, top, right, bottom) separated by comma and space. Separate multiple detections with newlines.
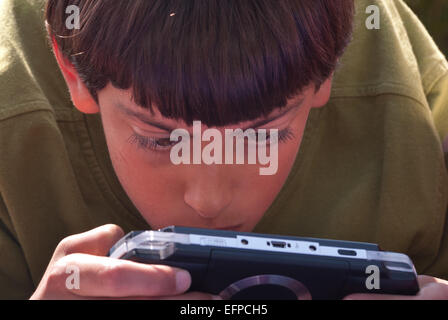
1, 0, 448, 299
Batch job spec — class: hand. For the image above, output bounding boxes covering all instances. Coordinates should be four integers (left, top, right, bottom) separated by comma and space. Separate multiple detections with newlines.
30, 224, 220, 300
343, 275, 448, 300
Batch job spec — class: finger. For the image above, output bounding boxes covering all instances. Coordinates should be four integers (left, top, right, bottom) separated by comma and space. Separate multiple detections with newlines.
54, 254, 191, 298
415, 282, 448, 300
343, 293, 418, 300
343, 275, 448, 300
156, 292, 223, 300
343, 281, 448, 300
80, 292, 222, 300
56, 224, 125, 258
417, 275, 444, 287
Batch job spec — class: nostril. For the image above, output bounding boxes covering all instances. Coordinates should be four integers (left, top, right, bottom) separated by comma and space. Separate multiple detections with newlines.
192, 204, 224, 219
183, 174, 233, 219
184, 193, 232, 219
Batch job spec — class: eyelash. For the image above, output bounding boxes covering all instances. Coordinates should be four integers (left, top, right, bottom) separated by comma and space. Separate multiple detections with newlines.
127, 134, 175, 152
273, 127, 296, 144
128, 127, 296, 152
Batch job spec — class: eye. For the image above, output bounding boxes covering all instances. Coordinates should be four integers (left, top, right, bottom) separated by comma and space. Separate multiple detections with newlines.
253, 127, 295, 145
127, 133, 177, 152
154, 137, 175, 147
277, 127, 295, 143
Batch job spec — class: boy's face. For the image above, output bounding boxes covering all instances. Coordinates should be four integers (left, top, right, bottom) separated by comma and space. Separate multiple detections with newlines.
97, 83, 331, 232
53, 45, 333, 232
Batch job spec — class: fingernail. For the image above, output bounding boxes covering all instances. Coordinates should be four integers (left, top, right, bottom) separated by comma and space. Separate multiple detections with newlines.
212, 295, 223, 300
176, 270, 191, 292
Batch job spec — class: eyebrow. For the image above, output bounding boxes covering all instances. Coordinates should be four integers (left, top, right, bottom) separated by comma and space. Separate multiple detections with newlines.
115, 104, 176, 132
114, 97, 304, 132
241, 98, 304, 130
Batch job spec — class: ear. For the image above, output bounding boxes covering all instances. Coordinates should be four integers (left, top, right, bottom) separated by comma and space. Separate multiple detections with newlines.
311, 75, 334, 109
50, 36, 100, 114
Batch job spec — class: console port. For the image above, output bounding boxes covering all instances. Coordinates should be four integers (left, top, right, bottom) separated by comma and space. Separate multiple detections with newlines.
271, 241, 287, 248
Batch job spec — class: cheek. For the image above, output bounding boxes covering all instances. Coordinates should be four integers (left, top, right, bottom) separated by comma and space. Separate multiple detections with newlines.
278, 135, 303, 175
100, 112, 182, 212
109, 144, 180, 200
109, 147, 190, 225
260, 142, 301, 191
233, 139, 303, 228
242, 110, 309, 210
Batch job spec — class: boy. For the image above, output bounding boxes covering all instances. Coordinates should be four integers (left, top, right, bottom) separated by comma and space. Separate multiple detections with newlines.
0, 0, 447, 299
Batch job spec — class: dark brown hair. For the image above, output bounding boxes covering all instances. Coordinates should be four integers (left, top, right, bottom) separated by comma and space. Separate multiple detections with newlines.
46, 0, 354, 126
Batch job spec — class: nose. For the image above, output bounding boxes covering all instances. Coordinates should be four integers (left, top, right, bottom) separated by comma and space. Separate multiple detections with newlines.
183, 165, 233, 219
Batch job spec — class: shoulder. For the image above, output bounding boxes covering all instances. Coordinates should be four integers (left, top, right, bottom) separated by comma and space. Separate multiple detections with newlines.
333, 0, 447, 108
0, 0, 74, 121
